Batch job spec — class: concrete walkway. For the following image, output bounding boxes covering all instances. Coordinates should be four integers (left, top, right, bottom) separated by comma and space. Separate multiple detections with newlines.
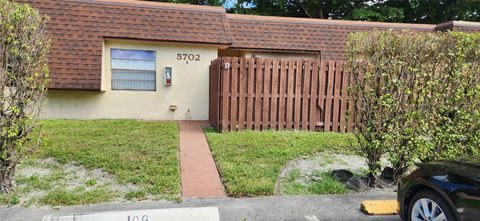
179, 121, 225, 197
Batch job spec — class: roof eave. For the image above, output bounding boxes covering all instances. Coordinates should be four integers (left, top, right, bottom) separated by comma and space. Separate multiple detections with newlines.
103, 36, 233, 48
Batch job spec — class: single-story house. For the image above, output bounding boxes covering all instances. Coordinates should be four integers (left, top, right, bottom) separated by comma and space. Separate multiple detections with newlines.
17, 0, 480, 121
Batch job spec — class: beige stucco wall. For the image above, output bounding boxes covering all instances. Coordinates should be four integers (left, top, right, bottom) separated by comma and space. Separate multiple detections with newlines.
44, 40, 219, 120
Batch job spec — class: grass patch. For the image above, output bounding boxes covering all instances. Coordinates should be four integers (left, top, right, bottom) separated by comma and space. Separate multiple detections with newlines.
0, 194, 20, 205
41, 187, 115, 206
7, 159, 121, 206
204, 128, 357, 197
307, 175, 348, 194
39, 120, 180, 199
125, 190, 147, 200
85, 179, 97, 187
15, 163, 66, 195
282, 170, 348, 195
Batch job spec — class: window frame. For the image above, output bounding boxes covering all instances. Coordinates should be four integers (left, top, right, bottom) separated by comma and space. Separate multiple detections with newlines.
110, 48, 157, 91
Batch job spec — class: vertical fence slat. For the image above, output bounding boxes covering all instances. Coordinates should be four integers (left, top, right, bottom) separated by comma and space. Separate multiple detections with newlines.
271, 60, 279, 130
215, 59, 220, 130
318, 61, 327, 131
332, 61, 342, 132
348, 66, 355, 132
254, 59, 264, 130
238, 58, 247, 130
340, 61, 348, 132
222, 57, 232, 131
214, 59, 220, 130
294, 60, 302, 130
230, 57, 239, 131
324, 61, 335, 132
302, 60, 311, 130
309, 61, 319, 131
263, 59, 272, 130
278, 60, 288, 130
246, 58, 255, 130
286, 60, 295, 130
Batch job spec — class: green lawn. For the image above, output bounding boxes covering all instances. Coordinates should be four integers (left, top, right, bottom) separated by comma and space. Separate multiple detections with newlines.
204, 128, 358, 197
1, 120, 180, 205
40, 120, 180, 197
282, 170, 349, 195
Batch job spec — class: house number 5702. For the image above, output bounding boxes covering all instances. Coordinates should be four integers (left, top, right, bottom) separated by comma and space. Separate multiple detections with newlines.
127, 215, 149, 221
177, 53, 200, 61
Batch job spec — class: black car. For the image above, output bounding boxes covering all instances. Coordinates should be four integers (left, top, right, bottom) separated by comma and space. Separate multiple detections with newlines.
398, 157, 480, 221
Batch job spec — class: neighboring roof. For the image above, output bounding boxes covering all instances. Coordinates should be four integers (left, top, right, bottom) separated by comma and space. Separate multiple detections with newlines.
227, 13, 435, 29
435, 21, 454, 31
437, 20, 480, 33
226, 14, 435, 59
18, 0, 231, 90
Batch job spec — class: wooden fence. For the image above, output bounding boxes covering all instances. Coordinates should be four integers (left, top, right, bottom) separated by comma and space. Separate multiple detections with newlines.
209, 57, 355, 132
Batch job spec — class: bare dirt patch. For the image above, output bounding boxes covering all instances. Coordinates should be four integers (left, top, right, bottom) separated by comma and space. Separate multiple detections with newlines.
276, 152, 391, 195
13, 158, 149, 206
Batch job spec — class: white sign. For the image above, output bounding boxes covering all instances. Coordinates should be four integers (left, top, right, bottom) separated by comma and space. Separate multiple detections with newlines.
41, 207, 220, 221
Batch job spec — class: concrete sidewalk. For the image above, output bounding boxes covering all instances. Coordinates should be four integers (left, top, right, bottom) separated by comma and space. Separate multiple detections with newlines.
179, 121, 225, 197
0, 190, 400, 221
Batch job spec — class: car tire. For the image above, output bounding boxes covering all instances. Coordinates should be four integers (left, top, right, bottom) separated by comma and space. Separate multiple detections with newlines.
407, 189, 457, 221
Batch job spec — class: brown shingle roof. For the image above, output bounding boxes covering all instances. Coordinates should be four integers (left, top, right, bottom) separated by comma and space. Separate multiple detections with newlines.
438, 21, 480, 33
227, 14, 435, 59
15, 1, 480, 90
18, 0, 232, 90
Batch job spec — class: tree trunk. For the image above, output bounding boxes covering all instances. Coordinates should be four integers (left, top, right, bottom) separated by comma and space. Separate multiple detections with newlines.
366, 172, 379, 187
318, 8, 324, 19
293, 0, 314, 18
366, 158, 382, 187
0, 164, 15, 194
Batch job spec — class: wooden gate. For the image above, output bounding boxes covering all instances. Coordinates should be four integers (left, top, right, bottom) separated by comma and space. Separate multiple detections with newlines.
209, 57, 355, 132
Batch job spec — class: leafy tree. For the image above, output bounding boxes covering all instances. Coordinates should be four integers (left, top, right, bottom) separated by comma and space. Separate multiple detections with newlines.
146, 0, 480, 24
232, 0, 379, 19
347, 4, 403, 22
231, 0, 480, 24
388, 0, 480, 24
0, 0, 50, 193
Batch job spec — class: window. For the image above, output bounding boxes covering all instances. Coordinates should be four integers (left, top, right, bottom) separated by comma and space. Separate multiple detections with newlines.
111, 49, 156, 91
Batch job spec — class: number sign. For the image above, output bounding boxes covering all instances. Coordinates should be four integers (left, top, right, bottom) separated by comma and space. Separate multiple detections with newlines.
176, 53, 200, 62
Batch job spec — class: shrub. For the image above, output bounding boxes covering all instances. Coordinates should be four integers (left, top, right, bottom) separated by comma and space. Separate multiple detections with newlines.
346, 31, 480, 184
0, 0, 50, 193
424, 32, 480, 161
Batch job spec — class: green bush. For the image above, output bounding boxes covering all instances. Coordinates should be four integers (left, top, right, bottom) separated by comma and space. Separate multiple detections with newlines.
346, 31, 480, 184
0, 0, 50, 193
